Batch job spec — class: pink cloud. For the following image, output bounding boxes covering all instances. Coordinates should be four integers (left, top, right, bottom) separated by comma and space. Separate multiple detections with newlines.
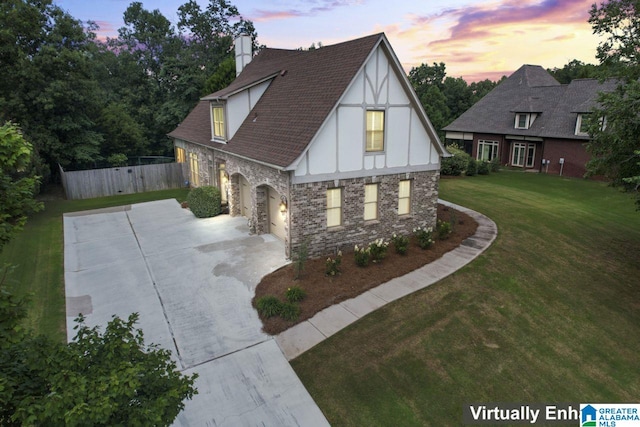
249, 0, 361, 22
428, 0, 592, 47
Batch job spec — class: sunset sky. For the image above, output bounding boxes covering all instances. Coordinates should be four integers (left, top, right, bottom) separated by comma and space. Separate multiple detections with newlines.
56, 0, 604, 82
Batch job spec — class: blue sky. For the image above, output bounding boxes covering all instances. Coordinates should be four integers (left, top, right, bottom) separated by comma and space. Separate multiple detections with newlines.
55, 0, 602, 82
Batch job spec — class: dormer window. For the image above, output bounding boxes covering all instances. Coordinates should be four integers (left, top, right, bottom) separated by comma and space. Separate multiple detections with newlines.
575, 114, 589, 136
211, 105, 226, 140
515, 113, 530, 129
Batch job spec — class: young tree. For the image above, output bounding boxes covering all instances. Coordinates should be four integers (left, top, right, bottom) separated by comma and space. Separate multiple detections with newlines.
586, 0, 640, 206
0, 122, 43, 252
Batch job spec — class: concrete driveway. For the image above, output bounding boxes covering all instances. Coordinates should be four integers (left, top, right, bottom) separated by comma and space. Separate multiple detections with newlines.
64, 199, 329, 426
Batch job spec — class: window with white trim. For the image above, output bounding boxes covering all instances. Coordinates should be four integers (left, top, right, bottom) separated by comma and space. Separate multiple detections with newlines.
512, 143, 526, 167
211, 105, 225, 139
326, 188, 342, 227
398, 180, 411, 215
515, 113, 530, 129
366, 110, 385, 152
477, 140, 499, 161
364, 183, 378, 221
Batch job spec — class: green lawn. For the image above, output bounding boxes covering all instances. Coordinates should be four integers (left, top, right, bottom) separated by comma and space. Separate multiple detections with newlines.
0, 187, 190, 343
292, 172, 640, 426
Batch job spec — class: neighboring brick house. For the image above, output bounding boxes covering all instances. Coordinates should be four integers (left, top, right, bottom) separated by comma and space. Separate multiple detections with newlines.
169, 33, 448, 258
443, 65, 617, 178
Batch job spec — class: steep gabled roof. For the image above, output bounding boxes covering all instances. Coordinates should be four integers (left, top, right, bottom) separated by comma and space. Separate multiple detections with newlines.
443, 65, 616, 140
170, 33, 386, 168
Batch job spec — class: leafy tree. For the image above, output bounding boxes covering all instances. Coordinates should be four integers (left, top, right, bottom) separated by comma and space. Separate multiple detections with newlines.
0, 281, 198, 425
204, 56, 237, 94
0, 0, 104, 175
0, 122, 43, 252
548, 59, 601, 84
586, 0, 640, 207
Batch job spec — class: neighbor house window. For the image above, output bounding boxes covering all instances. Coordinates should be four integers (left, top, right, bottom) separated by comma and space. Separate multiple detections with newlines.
575, 114, 590, 135
364, 183, 379, 221
211, 105, 225, 139
511, 143, 526, 167
515, 113, 530, 129
189, 152, 199, 186
326, 188, 342, 227
175, 147, 186, 163
398, 180, 411, 215
477, 140, 499, 161
366, 110, 385, 152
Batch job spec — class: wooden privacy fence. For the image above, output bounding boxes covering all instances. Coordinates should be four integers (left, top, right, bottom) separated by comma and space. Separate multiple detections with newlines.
60, 163, 188, 200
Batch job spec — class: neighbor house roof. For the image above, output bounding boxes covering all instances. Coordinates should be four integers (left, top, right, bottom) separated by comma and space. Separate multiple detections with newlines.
443, 64, 617, 140
169, 33, 445, 168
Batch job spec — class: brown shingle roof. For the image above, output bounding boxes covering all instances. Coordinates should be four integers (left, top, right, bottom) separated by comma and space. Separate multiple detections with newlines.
169, 33, 385, 168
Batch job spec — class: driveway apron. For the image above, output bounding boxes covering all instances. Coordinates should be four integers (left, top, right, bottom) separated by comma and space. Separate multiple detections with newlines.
64, 199, 329, 426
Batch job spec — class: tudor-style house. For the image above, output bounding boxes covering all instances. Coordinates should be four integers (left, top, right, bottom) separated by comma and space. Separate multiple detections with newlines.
169, 33, 448, 257
443, 65, 617, 178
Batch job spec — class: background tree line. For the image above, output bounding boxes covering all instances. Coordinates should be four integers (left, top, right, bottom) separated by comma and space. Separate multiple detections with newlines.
0, 0, 255, 182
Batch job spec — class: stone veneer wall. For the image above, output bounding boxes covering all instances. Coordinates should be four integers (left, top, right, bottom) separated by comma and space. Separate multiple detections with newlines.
289, 171, 439, 258
215, 152, 290, 253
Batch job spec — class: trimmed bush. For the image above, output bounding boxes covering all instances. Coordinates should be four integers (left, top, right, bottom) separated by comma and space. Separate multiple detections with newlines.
437, 219, 452, 240
414, 227, 434, 249
279, 302, 301, 322
490, 158, 501, 172
466, 158, 478, 176
186, 186, 221, 218
441, 145, 471, 176
391, 233, 409, 255
477, 161, 490, 175
285, 286, 306, 303
256, 296, 282, 318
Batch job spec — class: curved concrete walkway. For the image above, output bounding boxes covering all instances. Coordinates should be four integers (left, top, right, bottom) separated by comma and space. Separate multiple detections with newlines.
276, 199, 498, 360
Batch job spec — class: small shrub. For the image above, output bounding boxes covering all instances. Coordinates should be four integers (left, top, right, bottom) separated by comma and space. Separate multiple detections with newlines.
466, 158, 478, 176
107, 153, 128, 167
354, 244, 370, 267
441, 145, 471, 176
256, 296, 282, 318
285, 286, 306, 303
437, 219, 452, 240
368, 239, 389, 263
391, 233, 409, 255
293, 240, 309, 280
279, 302, 301, 322
414, 226, 434, 249
186, 186, 221, 218
477, 161, 490, 175
448, 209, 458, 234
325, 251, 342, 276
490, 158, 501, 172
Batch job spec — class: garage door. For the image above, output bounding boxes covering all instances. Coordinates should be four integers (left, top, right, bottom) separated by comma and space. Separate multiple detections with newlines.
268, 188, 286, 241
239, 175, 251, 218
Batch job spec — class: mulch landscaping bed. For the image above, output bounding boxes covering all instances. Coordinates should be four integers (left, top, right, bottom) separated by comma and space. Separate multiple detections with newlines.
253, 203, 478, 335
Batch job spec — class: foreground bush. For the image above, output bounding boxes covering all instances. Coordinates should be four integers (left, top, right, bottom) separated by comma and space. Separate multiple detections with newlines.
441, 145, 471, 176
187, 186, 221, 218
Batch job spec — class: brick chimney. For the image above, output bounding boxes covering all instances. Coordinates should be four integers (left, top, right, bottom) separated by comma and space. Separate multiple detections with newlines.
234, 35, 252, 76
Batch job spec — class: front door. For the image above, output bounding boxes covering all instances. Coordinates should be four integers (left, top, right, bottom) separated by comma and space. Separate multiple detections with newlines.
268, 188, 286, 241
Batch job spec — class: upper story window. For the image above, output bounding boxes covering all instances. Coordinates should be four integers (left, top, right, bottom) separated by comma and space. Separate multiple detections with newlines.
366, 110, 385, 152
515, 113, 530, 129
211, 105, 226, 140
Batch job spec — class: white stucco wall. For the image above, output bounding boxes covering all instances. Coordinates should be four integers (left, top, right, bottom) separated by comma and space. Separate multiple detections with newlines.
226, 81, 271, 139
293, 44, 439, 183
